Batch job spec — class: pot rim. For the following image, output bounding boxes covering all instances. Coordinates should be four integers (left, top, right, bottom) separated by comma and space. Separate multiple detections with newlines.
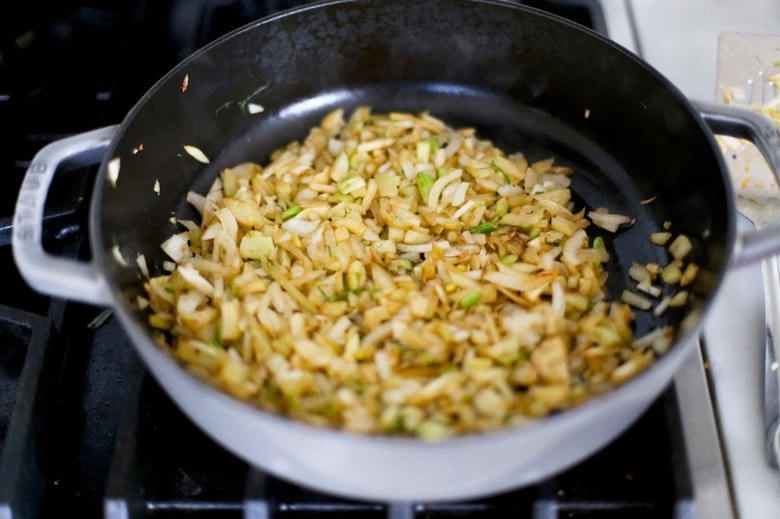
88, 0, 737, 449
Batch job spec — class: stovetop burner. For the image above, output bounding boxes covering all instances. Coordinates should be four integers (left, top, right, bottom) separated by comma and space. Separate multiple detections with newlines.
0, 1, 716, 517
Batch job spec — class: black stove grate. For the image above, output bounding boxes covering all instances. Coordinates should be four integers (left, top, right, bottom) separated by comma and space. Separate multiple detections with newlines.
101, 371, 690, 518
0, 1, 694, 517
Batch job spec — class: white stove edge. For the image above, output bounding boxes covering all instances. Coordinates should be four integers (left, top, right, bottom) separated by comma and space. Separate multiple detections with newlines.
673, 343, 731, 519
601, 2, 780, 517
701, 218, 780, 519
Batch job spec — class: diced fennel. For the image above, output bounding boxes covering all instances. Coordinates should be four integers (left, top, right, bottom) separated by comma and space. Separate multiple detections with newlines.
416, 172, 435, 203
239, 231, 275, 260
144, 106, 696, 440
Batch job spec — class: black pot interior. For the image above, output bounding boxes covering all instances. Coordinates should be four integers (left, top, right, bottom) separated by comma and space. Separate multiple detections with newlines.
94, 0, 732, 340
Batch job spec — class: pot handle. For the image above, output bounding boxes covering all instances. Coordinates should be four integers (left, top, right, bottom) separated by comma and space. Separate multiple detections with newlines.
694, 100, 780, 267
12, 126, 119, 307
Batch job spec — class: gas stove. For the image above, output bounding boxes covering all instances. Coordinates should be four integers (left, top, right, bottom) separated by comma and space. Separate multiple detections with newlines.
0, 1, 773, 517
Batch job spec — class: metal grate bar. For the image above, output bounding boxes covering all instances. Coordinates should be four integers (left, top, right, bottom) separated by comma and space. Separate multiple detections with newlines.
0, 307, 53, 519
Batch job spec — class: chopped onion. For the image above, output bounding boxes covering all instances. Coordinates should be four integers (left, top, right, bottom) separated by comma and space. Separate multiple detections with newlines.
177, 265, 214, 296
107, 157, 120, 188
239, 231, 275, 259
628, 263, 651, 284
247, 103, 264, 114
161, 232, 190, 262
669, 234, 693, 260
136, 253, 150, 278
451, 199, 476, 220
330, 151, 349, 182
653, 296, 671, 316
397, 243, 433, 253
635, 282, 662, 298
497, 184, 524, 197
282, 218, 320, 236
651, 232, 672, 245
636, 326, 674, 354
112, 245, 128, 267
588, 210, 632, 232
178, 219, 199, 231
669, 291, 689, 307
451, 182, 470, 206
620, 289, 652, 310
183, 145, 210, 164
562, 229, 588, 266
186, 191, 207, 216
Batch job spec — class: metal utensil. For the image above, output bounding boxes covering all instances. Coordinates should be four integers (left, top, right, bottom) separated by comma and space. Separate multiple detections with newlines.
716, 31, 780, 467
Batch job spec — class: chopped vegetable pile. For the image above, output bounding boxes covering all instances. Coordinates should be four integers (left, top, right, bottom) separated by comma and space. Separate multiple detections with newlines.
141, 107, 692, 440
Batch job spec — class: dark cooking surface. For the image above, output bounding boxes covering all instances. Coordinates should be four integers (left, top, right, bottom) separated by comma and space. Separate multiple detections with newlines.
0, 1, 693, 517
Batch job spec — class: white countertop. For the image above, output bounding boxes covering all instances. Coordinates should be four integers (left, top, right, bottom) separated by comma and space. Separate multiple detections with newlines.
626, 0, 780, 103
